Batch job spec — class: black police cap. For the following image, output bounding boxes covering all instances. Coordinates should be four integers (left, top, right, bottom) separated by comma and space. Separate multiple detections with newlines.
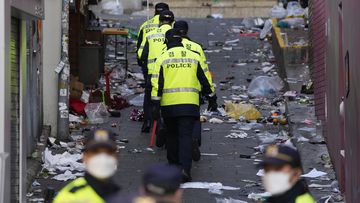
174, 20, 189, 36
259, 144, 302, 169
84, 129, 117, 152
155, 3, 170, 14
165, 28, 182, 41
159, 10, 174, 23
142, 164, 182, 196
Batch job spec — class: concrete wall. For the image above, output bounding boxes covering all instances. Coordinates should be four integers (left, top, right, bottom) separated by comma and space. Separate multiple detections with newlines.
0, 1, 12, 202
147, 0, 277, 18
42, 0, 61, 137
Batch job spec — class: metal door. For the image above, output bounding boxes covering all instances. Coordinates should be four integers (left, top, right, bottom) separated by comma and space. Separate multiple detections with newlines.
26, 20, 43, 154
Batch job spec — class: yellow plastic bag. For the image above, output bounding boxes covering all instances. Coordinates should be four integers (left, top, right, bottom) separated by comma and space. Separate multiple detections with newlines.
224, 102, 261, 120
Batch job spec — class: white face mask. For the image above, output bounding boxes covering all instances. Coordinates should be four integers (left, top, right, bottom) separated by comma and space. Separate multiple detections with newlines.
86, 153, 118, 179
262, 171, 294, 195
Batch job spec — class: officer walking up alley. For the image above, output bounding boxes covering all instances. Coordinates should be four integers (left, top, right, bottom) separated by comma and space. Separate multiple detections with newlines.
173, 20, 218, 162
139, 10, 175, 133
137, 3, 170, 61
53, 129, 120, 203
151, 29, 218, 182
260, 144, 315, 203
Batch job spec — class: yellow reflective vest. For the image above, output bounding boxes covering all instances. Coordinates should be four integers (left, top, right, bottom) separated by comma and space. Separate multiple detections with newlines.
137, 15, 160, 59
181, 38, 214, 92
140, 24, 172, 74
53, 177, 105, 203
151, 46, 214, 107
295, 193, 316, 203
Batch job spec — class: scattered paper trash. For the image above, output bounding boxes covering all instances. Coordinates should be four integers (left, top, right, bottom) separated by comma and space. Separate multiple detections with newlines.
225, 39, 240, 45
42, 148, 84, 172
32, 180, 41, 187
301, 168, 327, 178
226, 131, 248, 139
216, 197, 248, 203
262, 65, 275, 73
223, 47, 233, 51
181, 182, 240, 194
256, 169, 265, 177
247, 192, 271, 201
201, 153, 218, 156
52, 170, 84, 181
284, 91, 297, 97
69, 114, 82, 123
297, 136, 310, 142
308, 183, 332, 188
209, 118, 224, 124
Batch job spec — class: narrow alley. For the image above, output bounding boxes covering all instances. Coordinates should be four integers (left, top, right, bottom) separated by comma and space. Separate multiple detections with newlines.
1, 0, 360, 203
29, 17, 338, 202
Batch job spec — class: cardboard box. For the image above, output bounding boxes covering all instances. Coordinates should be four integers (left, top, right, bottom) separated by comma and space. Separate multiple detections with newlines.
70, 76, 84, 100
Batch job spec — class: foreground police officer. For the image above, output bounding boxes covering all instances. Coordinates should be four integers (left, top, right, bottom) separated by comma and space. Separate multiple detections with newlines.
260, 144, 315, 203
107, 164, 183, 203
139, 10, 175, 133
151, 29, 217, 182
137, 2, 170, 62
53, 129, 120, 203
173, 20, 217, 162
141, 164, 183, 203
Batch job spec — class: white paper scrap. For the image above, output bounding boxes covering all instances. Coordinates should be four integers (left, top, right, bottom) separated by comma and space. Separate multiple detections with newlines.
209, 118, 224, 124
181, 182, 240, 195
42, 148, 85, 172
301, 168, 327, 178
216, 197, 248, 203
256, 169, 265, 177
52, 170, 84, 181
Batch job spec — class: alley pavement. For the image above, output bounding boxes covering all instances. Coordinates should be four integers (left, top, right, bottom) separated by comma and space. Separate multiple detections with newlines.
31, 18, 339, 203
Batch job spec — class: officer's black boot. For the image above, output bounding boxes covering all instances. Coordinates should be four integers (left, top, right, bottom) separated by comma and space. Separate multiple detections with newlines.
156, 124, 167, 148
192, 139, 201, 162
141, 120, 151, 133
181, 169, 192, 183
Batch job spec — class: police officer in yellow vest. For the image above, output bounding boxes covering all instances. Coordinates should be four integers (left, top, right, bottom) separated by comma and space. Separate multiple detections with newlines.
173, 20, 216, 162
151, 29, 217, 182
139, 10, 175, 132
260, 144, 315, 203
174, 20, 212, 83
53, 129, 120, 203
137, 2, 170, 64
